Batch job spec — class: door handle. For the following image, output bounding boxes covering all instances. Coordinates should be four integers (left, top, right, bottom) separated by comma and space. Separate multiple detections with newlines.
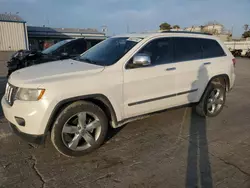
204, 62, 211, 65
166, 67, 176, 71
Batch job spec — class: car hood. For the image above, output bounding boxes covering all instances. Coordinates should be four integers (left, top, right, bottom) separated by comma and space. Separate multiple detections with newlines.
9, 59, 104, 87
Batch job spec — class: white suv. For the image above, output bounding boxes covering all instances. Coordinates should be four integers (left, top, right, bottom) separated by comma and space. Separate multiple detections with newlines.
1, 31, 235, 157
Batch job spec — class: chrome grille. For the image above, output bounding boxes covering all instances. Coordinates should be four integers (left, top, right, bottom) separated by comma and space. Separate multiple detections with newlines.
5, 83, 17, 106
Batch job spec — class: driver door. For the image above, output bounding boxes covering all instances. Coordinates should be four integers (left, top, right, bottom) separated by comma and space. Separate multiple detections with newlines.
123, 37, 179, 118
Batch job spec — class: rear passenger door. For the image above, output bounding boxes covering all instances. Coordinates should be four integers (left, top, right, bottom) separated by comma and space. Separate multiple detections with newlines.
197, 38, 227, 97
173, 37, 206, 104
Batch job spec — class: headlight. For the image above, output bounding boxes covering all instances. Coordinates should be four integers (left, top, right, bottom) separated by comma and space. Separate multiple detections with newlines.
16, 88, 45, 101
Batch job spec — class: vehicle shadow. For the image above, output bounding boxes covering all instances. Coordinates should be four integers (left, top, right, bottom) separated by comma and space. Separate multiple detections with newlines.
105, 126, 125, 142
186, 66, 213, 188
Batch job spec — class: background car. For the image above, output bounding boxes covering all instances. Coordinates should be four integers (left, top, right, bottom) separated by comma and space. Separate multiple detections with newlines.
6, 38, 103, 77
230, 49, 242, 57
245, 49, 250, 58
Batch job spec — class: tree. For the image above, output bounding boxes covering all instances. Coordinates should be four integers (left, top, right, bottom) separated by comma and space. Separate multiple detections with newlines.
159, 22, 171, 31
242, 30, 250, 38
172, 25, 180, 29
243, 24, 249, 32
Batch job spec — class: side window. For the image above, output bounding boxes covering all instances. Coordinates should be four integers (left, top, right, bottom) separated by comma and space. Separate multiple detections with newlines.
90, 40, 101, 47
201, 39, 226, 58
137, 38, 174, 65
173, 37, 202, 62
65, 40, 87, 55
55, 45, 65, 55
86, 40, 102, 50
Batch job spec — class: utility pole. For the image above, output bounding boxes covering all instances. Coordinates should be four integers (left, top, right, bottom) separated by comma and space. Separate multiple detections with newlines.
231, 24, 234, 37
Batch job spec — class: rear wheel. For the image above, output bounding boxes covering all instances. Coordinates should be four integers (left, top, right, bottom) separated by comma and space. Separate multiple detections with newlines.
51, 101, 108, 157
196, 81, 226, 117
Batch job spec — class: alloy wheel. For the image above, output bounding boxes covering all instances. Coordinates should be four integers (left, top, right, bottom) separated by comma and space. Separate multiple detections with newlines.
207, 88, 224, 115
61, 112, 102, 151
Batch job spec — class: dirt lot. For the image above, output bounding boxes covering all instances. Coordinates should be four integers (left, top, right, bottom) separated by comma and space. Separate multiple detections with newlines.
0, 58, 250, 188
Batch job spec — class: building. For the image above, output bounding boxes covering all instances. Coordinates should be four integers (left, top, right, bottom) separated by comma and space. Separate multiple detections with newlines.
184, 23, 232, 42
0, 13, 28, 51
203, 23, 223, 34
184, 26, 203, 32
27, 26, 106, 50
184, 24, 224, 34
0, 13, 106, 52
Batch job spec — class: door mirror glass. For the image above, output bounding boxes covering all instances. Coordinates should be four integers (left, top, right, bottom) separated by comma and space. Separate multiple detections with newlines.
133, 53, 151, 67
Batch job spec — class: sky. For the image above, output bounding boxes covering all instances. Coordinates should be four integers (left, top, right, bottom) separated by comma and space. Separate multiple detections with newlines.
0, 0, 249, 37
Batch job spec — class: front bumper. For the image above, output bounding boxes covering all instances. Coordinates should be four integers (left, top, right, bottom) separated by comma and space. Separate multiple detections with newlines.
9, 122, 45, 144
1, 96, 52, 135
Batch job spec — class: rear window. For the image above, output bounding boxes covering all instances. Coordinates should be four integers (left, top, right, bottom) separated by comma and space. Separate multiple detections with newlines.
173, 37, 202, 62
200, 39, 226, 58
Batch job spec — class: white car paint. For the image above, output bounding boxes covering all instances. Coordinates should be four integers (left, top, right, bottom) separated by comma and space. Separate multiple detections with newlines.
9, 59, 104, 87
1, 32, 235, 136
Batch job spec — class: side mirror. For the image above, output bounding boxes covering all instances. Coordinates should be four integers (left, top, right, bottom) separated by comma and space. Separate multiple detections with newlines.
133, 53, 151, 67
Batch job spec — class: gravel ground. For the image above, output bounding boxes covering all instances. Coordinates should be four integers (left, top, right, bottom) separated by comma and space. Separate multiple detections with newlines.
0, 58, 250, 188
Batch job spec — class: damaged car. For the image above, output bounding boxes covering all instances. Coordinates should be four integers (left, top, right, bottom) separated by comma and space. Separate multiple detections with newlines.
7, 38, 103, 77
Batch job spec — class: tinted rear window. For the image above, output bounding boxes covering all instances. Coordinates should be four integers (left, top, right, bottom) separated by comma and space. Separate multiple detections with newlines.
173, 37, 202, 62
200, 39, 226, 58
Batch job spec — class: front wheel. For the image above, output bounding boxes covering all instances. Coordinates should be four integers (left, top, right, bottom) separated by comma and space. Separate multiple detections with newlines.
51, 101, 108, 157
196, 82, 226, 117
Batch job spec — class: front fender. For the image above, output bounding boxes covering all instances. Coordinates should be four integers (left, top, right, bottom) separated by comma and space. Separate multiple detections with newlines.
44, 94, 118, 134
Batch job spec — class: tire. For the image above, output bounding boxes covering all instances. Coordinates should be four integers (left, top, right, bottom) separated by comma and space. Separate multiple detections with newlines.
195, 81, 226, 117
51, 101, 108, 157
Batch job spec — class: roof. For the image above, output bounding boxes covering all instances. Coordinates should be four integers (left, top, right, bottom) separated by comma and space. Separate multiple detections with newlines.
27, 26, 106, 39
113, 31, 216, 39
27, 26, 104, 35
161, 31, 212, 35
0, 13, 25, 23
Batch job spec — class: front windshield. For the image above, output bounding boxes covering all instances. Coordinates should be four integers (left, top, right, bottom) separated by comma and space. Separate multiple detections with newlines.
77, 37, 141, 66
42, 39, 73, 54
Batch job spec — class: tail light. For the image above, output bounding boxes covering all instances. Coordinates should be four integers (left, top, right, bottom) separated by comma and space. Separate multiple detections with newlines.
232, 58, 236, 67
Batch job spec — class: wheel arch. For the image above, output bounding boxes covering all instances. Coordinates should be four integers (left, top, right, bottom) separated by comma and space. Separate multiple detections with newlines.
199, 74, 230, 102
45, 94, 118, 134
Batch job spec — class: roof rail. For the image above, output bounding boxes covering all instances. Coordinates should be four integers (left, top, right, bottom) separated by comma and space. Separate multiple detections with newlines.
160, 30, 212, 36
